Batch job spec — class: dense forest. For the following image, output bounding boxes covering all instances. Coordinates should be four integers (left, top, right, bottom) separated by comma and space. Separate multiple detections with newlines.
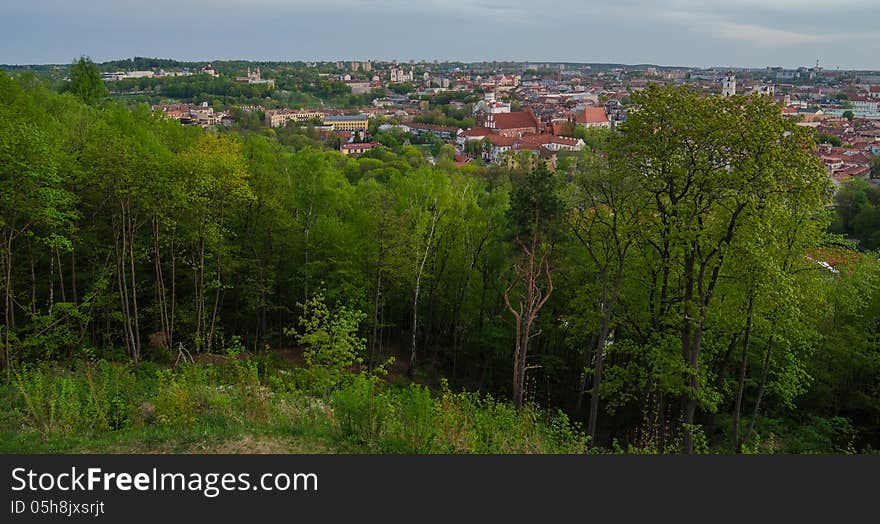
1, 61, 879, 454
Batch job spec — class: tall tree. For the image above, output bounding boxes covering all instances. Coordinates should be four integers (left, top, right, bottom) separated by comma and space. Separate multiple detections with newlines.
66, 57, 107, 106
617, 86, 828, 452
0, 73, 74, 379
505, 160, 564, 409
569, 153, 645, 441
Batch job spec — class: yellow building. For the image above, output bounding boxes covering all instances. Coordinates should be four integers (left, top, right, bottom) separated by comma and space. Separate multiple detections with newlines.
323, 114, 369, 132
265, 109, 325, 128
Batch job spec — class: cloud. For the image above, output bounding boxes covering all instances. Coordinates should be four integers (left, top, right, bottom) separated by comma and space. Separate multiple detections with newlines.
696, 21, 828, 46
599, 3, 834, 47
1, 0, 877, 67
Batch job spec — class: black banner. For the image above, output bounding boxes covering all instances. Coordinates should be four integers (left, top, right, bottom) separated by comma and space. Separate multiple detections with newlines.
2, 454, 876, 522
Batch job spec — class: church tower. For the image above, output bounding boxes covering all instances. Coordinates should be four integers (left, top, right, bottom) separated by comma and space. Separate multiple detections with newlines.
722, 71, 736, 97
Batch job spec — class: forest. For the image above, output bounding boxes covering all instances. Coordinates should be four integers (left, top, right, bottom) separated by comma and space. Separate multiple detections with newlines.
1, 61, 879, 454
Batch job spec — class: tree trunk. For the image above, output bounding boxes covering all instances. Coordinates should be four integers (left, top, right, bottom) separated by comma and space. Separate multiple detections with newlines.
588, 252, 626, 441
127, 202, 141, 364
505, 231, 553, 411
680, 249, 697, 454
744, 337, 774, 446
409, 206, 439, 378
732, 295, 754, 452
2, 231, 13, 383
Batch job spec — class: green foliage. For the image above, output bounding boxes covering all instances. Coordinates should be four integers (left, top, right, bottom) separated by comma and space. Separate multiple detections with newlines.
288, 292, 367, 389
816, 132, 842, 147
65, 56, 107, 105
13, 361, 136, 436
2, 359, 583, 454
330, 376, 585, 453
0, 73, 878, 454
831, 178, 880, 249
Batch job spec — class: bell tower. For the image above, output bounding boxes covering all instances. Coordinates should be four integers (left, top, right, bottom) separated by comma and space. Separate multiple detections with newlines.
722, 71, 736, 97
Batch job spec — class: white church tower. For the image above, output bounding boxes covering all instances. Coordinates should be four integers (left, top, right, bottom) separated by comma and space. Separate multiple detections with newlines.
722, 71, 736, 97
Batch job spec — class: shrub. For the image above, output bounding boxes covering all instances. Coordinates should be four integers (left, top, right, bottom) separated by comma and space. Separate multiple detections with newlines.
153, 369, 197, 426
13, 361, 136, 437
330, 375, 388, 445
287, 291, 367, 391
382, 385, 436, 453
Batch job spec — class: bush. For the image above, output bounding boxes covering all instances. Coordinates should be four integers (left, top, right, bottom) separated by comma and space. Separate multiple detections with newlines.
154, 368, 197, 426
328, 376, 585, 454
13, 361, 137, 437
287, 291, 367, 392
330, 375, 388, 445
382, 385, 436, 453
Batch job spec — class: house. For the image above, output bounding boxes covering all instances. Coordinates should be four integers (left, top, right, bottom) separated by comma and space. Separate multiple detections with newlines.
323, 114, 370, 132
456, 127, 494, 149
543, 135, 585, 152
849, 96, 880, 113
575, 107, 611, 128
473, 92, 511, 119
408, 123, 461, 140
485, 134, 517, 162
346, 81, 372, 95
153, 102, 219, 128
485, 111, 540, 138
264, 109, 325, 128
341, 142, 378, 156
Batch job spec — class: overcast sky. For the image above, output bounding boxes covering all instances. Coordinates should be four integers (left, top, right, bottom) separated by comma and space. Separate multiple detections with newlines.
1, 0, 877, 69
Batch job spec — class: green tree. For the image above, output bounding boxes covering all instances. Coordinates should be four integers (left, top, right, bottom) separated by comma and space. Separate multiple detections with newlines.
0, 73, 75, 378
66, 57, 107, 106
616, 86, 829, 453
504, 159, 564, 409
289, 291, 367, 388
569, 152, 645, 440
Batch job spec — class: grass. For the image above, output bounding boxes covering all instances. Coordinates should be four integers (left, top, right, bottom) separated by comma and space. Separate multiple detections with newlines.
0, 358, 587, 454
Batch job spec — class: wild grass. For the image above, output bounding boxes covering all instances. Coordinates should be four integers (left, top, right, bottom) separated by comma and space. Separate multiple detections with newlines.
0, 359, 586, 454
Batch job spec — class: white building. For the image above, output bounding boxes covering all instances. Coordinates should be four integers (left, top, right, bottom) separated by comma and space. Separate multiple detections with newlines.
472, 92, 511, 116
722, 71, 736, 97
389, 67, 413, 83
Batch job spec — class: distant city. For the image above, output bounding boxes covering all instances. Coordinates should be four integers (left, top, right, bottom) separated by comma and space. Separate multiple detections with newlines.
7, 57, 880, 184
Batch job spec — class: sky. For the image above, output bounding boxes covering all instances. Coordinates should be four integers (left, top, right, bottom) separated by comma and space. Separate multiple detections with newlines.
1, 0, 878, 69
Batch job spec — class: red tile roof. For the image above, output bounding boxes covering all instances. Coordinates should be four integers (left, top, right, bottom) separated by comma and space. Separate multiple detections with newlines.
492, 111, 539, 130
486, 135, 517, 147
576, 107, 609, 124
550, 136, 581, 146
517, 133, 553, 147
459, 127, 494, 137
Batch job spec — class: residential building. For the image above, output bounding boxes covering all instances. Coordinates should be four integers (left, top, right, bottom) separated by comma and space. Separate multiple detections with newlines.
485, 111, 540, 138
347, 81, 372, 95
408, 123, 461, 140
574, 107, 611, 128
264, 109, 325, 128
341, 142, 378, 155
323, 114, 370, 132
